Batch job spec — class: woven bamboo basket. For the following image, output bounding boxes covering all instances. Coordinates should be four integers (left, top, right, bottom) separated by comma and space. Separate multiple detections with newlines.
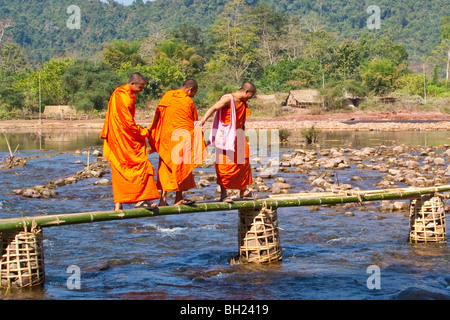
0, 228, 45, 288
409, 196, 446, 243
238, 205, 282, 263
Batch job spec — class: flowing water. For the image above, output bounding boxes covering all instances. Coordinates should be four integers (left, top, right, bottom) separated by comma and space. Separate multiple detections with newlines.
0, 129, 448, 300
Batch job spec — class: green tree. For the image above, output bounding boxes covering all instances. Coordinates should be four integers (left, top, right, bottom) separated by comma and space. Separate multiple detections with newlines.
249, 4, 288, 67
62, 60, 121, 112
16, 57, 75, 112
440, 17, 450, 84
360, 58, 403, 95
358, 33, 409, 67
154, 40, 205, 77
0, 42, 28, 74
0, 41, 28, 116
207, 0, 259, 82
102, 39, 145, 71
303, 30, 338, 88
329, 40, 362, 81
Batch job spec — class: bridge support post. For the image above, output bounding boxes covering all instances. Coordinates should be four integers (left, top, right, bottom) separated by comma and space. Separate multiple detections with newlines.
0, 227, 45, 288
237, 205, 282, 263
409, 196, 446, 243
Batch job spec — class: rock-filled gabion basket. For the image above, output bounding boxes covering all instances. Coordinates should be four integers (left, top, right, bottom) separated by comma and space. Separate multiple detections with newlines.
409, 196, 446, 243
238, 205, 282, 263
0, 228, 45, 288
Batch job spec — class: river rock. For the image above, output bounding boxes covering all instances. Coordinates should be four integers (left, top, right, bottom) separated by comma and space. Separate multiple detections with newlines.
257, 168, 276, 179
188, 195, 207, 202
393, 201, 409, 211
310, 177, 331, 189
94, 178, 111, 185
65, 177, 78, 184
434, 157, 446, 166
22, 188, 41, 198
40, 188, 53, 198
442, 149, 450, 157
201, 173, 217, 182
52, 178, 66, 187
272, 187, 281, 194
272, 182, 291, 190
197, 179, 211, 188
406, 160, 419, 168
379, 200, 394, 212
280, 161, 291, 167
92, 149, 102, 157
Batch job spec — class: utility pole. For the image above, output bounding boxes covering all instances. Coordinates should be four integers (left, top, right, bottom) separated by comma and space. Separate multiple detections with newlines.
38, 71, 42, 126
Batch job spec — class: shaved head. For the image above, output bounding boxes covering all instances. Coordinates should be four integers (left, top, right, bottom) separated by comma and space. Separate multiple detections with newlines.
181, 78, 198, 98
128, 73, 146, 94
181, 78, 198, 90
240, 81, 256, 94
128, 72, 146, 84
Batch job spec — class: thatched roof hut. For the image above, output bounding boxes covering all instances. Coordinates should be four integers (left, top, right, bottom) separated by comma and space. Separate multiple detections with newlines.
285, 89, 322, 108
43, 105, 76, 116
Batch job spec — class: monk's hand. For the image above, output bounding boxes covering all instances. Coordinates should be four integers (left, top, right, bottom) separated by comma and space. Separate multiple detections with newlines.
194, 121, 203, 129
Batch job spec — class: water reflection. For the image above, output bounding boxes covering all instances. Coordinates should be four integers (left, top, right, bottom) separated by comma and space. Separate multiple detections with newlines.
288, 130, 450, 148
0, 130, 103, 153
2, 129, 450, 154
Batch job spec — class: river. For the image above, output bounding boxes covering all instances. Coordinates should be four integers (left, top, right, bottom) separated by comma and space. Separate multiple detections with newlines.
0, 129, 448, 300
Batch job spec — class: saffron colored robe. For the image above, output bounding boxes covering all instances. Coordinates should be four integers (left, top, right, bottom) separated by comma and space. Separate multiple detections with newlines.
100, 84, 159, 204
149, 89, 207, 192
215, 95, 252, 190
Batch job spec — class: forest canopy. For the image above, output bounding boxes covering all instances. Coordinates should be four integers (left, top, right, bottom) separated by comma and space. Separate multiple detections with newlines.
0, 0, 449, 117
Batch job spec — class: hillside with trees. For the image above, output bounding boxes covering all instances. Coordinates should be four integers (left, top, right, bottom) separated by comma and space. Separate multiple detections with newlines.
0, 0, 449, 118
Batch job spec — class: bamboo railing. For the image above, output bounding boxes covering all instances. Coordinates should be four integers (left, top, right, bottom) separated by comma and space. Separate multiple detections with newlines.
1, 185, 450, 232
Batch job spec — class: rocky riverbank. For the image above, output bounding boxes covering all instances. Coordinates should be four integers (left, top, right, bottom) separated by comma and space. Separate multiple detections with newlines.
1, 111, 450, 132
10, 142, 450, 216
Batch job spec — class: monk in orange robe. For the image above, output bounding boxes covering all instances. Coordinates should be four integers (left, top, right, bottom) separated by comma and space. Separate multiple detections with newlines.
100, 73, 159, 211
149, 79, 207, 206
199, 81, 257, 202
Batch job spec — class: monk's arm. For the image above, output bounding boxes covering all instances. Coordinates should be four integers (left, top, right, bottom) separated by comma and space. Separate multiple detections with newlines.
114, 95, 149, 139
198, 96, 230, 126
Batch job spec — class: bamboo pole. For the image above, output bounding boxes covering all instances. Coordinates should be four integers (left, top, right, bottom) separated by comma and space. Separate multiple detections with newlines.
1, 185, 450, 232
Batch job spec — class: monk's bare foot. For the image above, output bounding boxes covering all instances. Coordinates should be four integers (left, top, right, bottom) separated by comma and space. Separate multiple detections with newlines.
220, 196, 234, 203
175, 199, 195, 206
135, 201, 158, 210
114, 203, 123, 211
241, 190, 258, 199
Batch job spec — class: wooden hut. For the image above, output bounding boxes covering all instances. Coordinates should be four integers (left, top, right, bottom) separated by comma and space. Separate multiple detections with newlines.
43, 105, 76, 118
285, 89, 322, 108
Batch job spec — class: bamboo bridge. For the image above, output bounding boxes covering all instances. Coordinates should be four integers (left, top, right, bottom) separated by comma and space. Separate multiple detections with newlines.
1, 185, 450, 232
0, 185, 448, 288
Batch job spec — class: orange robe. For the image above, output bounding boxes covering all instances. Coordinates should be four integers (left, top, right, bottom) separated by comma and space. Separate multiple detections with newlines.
215, 96, 252, 191
100, 84, 159, 204
149, 89, 207, 192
